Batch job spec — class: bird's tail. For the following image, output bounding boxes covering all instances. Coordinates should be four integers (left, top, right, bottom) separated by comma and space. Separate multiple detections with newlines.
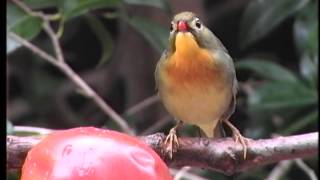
213, 122, 226, 138
198, 120, 223, 138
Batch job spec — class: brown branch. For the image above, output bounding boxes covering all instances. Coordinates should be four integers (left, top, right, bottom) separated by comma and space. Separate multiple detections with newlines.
9, 0, 134, 135
7, 132, 318, 175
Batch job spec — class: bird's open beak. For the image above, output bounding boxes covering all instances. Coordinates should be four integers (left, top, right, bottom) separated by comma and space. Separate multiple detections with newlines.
177, 21, 188, 32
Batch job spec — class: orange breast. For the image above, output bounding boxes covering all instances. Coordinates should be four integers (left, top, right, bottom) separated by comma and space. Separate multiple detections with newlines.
157, 32, 232, 134
164, 32, 224, 90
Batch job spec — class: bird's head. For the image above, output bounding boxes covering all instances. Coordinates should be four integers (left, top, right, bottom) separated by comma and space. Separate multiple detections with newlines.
167, 11, 226, 54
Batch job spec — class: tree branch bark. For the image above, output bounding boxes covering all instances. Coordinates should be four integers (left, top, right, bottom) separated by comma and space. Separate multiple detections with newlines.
7, 132, 318, 175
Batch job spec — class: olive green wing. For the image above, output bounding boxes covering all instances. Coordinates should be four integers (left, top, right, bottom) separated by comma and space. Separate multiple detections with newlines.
213, 49, 238, 121
154, 50, 169, 91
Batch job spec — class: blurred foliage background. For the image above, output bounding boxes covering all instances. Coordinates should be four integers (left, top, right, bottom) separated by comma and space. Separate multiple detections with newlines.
7, 0, 318, 179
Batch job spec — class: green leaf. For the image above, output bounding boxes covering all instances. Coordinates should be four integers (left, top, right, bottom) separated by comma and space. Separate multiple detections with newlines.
293, 1, 318, 56
307, 22, 318, 57
84, 14, 114, 66
280, 109, 318, 135
293, 2, 318, 88
239, 0, 309, 48
126, 16, 168, 53
7, 171, 20, 180
299, 53, 318, 88
58, 0, 120, 20
123, 0, 170, 12
7, 3, 43, 54
293, 16, 310, 56
236, 59, 298, 83
7, 35, 21, 54
7, 120, 14, 135
248, 81, 317, 112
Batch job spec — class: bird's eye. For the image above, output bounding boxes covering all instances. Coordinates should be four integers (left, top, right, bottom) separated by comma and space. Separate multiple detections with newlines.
195, 19, 201, 29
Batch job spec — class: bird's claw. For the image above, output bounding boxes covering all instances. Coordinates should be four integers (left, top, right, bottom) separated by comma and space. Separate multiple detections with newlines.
231, 129, 249, 159
164, 128, 179, 159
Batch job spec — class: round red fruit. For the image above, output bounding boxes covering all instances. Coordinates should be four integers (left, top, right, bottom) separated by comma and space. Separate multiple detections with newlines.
21, 127, 172, 180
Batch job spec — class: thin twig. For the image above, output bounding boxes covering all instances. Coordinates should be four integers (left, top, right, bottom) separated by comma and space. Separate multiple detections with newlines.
173, 166, 193, 180
9, 31, 134, 135
264, 160, 293, 180
42, 22, 64, 62
124, 95, 160, 116
10, 0, 59, 20
171, 168, 209, 180
294, 159, 318, 180
8, 32, 58, 65
11, 0, 46, 19
7, 131, 319, 175
14, 126, 54, 135
140, 115, 172, 135
9, 0, 134, 135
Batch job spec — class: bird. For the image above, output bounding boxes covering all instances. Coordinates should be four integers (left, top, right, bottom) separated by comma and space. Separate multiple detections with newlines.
155, 11, 248, 159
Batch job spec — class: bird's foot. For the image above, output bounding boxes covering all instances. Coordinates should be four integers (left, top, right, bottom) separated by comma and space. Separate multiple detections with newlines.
164, 128, 179, 159
231, 127, 249, 159
224, 120, 249, 159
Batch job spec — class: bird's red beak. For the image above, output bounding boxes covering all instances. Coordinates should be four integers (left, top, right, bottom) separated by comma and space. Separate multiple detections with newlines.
177, 21, 188, 32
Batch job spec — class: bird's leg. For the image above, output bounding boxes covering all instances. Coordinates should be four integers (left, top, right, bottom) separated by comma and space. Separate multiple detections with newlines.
197, 126, 205, 138
223, 119, 249, 159
164, 120, 183, 159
